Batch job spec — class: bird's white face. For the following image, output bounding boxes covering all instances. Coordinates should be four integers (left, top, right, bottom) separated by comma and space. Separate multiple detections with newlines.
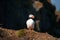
32, 1, 43, 11
29, 14, 35, 19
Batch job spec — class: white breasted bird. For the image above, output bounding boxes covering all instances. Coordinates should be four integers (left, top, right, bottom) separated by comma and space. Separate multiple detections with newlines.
26, 14, 35, 30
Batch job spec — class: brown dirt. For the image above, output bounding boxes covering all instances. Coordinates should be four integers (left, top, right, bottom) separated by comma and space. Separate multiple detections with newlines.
0, 27, 60, 40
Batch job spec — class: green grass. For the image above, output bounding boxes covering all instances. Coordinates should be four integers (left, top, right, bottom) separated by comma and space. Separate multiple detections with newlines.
16, 29, 25, 37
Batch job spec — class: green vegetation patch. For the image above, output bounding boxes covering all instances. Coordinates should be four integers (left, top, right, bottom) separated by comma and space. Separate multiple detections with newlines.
16, 29, 25, 37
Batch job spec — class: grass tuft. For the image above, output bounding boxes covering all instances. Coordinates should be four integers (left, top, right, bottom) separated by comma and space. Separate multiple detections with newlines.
16, 29, 25, 37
